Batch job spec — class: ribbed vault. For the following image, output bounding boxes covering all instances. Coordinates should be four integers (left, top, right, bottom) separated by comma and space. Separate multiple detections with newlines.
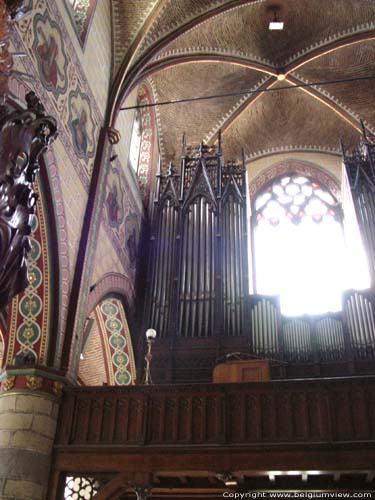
110, 0, 375, 165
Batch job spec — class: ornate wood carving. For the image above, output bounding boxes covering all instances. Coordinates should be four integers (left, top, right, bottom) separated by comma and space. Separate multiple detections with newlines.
0, 91, 57, 308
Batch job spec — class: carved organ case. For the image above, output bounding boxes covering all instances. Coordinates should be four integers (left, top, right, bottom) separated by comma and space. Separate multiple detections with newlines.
147, 135, 248, 339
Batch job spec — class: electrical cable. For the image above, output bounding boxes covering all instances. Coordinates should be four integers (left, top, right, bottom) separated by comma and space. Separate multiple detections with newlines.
120, 74, 375, 111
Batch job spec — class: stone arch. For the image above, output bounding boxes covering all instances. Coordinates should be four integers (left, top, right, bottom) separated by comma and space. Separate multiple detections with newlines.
85, 273, 135, 317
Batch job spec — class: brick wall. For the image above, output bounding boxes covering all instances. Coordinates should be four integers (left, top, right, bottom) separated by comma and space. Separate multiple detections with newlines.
78, 318, 108, 386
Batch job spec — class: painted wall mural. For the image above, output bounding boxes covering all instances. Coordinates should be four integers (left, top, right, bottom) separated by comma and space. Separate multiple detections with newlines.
7, 0, 143, 376
32, 10, 68, 97
15, 0, 102, 180
104, 163, 141, 273
65, 0, 98, 47
68, 88, 96, 160
105, 165, 124, 229
124, 213, 139, 268
94, 298, 136, 386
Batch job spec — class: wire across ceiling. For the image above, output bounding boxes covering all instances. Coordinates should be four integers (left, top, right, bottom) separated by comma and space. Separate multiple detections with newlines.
120, 75, 375, 111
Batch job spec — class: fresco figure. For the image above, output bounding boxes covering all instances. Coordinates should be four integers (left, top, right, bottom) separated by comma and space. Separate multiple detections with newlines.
106, 183, 119, 226
71, 106, 88, 157
125, 214, 139, 266
36, 26, 63, 90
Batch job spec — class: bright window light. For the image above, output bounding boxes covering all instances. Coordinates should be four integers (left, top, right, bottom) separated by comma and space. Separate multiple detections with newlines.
129, 110, 142, 173
253, 175, 370, 316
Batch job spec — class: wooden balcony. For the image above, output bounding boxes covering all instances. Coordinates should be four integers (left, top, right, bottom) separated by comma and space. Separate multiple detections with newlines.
54, 376, 375, 471
50, 376, 375, 498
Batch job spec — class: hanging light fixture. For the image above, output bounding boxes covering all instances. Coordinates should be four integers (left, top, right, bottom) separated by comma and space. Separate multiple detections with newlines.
269, 7, 284, 30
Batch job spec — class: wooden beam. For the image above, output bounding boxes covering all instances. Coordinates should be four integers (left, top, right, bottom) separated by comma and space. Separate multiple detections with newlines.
53, 447, 375, 475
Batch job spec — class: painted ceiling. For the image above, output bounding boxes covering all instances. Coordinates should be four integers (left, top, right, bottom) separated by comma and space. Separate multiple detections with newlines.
111, 0, 375, 165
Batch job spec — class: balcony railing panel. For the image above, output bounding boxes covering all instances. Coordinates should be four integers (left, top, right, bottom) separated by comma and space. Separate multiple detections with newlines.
57, 378, 375, 448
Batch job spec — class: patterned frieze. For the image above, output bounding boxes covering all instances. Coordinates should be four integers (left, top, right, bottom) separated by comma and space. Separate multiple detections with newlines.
3, 181, 52, 366
94, 298, 136, 386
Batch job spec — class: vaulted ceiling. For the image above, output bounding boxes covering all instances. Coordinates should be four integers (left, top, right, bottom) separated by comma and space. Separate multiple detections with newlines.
110, 0, 375, 166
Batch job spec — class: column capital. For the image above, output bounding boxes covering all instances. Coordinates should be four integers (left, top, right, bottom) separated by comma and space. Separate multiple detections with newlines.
0, 366, 68, 399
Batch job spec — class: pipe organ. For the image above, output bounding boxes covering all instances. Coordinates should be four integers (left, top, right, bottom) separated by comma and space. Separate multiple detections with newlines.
143, 133, 375, 383
148, 135, 248, 339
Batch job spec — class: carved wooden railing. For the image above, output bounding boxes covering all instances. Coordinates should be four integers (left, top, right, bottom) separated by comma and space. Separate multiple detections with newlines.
56, 377, 375, 447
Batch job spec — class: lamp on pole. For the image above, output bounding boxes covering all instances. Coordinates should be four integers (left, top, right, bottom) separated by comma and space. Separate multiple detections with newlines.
144, 328, 157, 385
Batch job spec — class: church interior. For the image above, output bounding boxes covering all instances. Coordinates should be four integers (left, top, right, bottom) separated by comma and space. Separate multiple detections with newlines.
1, 0, 375, 498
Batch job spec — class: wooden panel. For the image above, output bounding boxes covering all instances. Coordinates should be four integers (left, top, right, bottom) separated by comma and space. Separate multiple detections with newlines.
213, 360, 270, 383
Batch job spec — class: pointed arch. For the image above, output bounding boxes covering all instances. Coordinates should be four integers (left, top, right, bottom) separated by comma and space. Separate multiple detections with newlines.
78, 296, 137, 386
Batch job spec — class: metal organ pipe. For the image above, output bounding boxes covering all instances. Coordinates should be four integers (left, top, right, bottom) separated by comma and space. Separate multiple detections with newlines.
150, 199, 179, 337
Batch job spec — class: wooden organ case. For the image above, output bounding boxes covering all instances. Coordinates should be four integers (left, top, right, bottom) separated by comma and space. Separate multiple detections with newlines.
145, 135, 250, 382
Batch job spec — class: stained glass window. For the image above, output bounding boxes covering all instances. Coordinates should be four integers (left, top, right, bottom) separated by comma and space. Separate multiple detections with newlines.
252, 174, 353, 316
254, 175, 338, 227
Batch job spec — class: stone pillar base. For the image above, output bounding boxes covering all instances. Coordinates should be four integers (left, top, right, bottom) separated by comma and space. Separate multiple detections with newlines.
0, 368, 65, 500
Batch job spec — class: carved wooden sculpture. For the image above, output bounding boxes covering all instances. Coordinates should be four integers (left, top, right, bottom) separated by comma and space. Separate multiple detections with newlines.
0, 92, 57, 308
0, 1, 58, 309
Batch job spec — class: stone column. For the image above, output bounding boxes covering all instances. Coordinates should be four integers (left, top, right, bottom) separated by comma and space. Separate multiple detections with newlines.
0, 367, 65, 500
